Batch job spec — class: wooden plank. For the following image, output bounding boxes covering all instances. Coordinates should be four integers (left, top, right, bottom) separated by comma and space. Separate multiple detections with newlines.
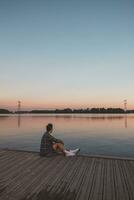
0, 152, 39, 179
0, 151, 33, 173
29, 157, 76, 200
121, 160, 134, 200
3, 156, 63, 200
113, 160, 126, 200
91, 158, 105, 200
52, 156, 85, 198
103, 159, 113, 200
75, 157, 93, 200
0, 149, 134, 200
78, 154, 134, 161
0, 155, 49, 199
20, 156, 68, 199
115, 160, 129, 200
70, 156, 91, 195
0, 150, 24, 165
77, 158, 96, 200
46, 157, 79, 193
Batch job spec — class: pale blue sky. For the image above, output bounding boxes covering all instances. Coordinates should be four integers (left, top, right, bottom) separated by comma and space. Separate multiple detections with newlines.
0, 0, 134, 110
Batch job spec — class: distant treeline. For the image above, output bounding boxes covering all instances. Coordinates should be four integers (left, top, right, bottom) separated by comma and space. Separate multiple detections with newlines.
1, 108, 134, 114
0, 109, 12, 114
29, 108, 134, 114
19, 108, 134, 114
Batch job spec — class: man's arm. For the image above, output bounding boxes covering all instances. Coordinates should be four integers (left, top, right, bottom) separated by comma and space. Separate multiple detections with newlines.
48, 134, 64, 144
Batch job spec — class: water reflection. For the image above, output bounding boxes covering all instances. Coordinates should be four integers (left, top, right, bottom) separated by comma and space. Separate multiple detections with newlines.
124, 114, 128, 128
17, 114, 21, 128
0, 114, 134, 157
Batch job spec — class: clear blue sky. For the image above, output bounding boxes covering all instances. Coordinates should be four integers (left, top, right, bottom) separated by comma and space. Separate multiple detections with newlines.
0, 0, 134, 110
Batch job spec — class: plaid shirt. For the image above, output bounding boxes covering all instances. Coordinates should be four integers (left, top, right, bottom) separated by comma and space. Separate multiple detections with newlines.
40, 132, 62, 156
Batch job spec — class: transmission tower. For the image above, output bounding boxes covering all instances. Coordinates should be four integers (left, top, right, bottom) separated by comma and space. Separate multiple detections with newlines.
18, 101, 21, 113
124, 99, 127, 113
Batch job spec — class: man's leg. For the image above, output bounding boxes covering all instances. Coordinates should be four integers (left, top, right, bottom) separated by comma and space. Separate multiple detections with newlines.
53, 143, 64, 153
53, 143, 77, 157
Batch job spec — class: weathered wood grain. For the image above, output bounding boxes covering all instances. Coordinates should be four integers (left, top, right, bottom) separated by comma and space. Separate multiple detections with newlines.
0, 149, 134, 200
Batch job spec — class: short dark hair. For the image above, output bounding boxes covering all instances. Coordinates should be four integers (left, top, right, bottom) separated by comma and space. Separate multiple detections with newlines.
46, 123, 53, 132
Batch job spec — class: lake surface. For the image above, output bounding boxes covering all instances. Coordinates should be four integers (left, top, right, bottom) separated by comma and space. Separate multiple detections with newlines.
0, 114, 134, 157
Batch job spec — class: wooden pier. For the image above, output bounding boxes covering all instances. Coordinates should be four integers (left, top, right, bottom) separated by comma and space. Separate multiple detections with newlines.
0, 149, 134, 200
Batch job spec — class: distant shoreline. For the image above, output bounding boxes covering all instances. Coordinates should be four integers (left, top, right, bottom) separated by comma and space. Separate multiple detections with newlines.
0, 108, 134, 114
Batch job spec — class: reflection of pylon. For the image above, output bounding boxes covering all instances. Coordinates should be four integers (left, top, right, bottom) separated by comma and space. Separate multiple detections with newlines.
124, 115, 127, 128
124, 100, 127, 112
18, 101, 21, 113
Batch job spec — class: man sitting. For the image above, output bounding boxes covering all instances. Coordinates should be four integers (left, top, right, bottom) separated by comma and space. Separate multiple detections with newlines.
40, 123, 80, 157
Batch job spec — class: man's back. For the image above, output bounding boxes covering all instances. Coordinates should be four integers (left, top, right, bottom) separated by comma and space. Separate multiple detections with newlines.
40, 131, 61, 156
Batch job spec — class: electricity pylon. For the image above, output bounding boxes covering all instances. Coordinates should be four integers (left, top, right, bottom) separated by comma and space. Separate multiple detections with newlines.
124, 99, 127, 113
18, 101, 21, 113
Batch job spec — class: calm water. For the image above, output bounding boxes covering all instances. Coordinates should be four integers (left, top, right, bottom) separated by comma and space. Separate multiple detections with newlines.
0, 114, 134, 157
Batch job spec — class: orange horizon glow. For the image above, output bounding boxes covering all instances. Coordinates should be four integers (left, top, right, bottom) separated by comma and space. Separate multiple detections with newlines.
0, 99, 134, 111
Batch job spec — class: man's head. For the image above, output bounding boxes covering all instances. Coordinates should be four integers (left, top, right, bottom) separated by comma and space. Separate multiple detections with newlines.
46, 123, 53, 133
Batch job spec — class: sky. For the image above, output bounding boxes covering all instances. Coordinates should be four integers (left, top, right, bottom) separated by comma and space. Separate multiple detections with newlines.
0, 0, 134, 110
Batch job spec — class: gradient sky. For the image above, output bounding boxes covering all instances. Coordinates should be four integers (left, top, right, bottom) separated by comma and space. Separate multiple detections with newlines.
0, 0, 134, 110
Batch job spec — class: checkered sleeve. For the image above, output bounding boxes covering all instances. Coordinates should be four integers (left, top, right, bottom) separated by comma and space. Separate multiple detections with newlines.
48, 134, 63, 144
